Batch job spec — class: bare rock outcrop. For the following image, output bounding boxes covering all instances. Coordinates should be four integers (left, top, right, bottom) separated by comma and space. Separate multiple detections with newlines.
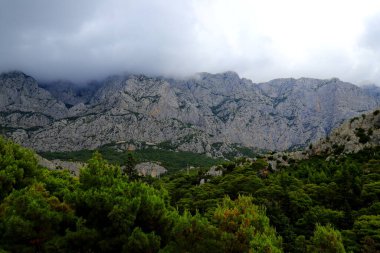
1, 71, 379, 155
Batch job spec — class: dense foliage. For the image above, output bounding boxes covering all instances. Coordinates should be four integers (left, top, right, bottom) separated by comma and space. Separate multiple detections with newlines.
0, 137, 280, 252
1, 136, 379, 252
39, 145, 222, 173
162, 148, 380, 252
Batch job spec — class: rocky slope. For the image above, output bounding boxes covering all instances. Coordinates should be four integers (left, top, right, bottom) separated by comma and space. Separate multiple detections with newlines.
311, 109, 380, 155
261, 109, 380, 170
40, 80, 101, 107
363, 84, 380, 101
1, 71, 379, 155
37, 156, 167, 178
0, 72, 68, 129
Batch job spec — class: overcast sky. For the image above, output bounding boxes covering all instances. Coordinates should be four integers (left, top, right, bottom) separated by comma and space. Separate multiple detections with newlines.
1, 0, 380, 85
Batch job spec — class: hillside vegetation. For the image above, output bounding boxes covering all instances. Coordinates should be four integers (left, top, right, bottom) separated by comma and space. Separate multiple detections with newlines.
1, 132, 379, 252
163, 148, 380, 252
39, 145, 223, 174
312, 109, 380, 155
0, 136, 282, 252
1, 110, 380, 253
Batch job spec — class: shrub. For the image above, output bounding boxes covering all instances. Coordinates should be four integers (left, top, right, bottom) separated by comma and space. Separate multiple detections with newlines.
355, 128, 370, 144
350, 117, 359, 124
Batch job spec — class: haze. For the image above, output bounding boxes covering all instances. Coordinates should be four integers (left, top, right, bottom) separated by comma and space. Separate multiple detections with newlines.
1, 0, 380, 85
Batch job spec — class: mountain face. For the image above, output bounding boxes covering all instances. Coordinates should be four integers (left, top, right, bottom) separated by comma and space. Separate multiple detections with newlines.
311, 109, 380, 155
0, 72, 68, 129
40, 80, 101, 107
0, 71, 379, 156
362, 84, 380, 101
265, 109, 380, 170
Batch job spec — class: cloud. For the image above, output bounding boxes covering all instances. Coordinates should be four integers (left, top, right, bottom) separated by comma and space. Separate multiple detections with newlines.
1, 0, 380, 85
0, 0, 202, 81
360, 14, 380, 51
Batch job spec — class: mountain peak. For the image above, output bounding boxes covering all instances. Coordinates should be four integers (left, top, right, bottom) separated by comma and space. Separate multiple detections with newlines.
0, 70, 31, 79
197, 71, 239, 80
222, 71, 239, 77
1, 71, 379, 153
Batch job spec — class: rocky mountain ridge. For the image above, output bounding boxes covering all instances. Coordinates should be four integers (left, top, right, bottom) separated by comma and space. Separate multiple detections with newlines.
311, 109, 380, 155
263, 109, 380, 170
1, 71, 379, 156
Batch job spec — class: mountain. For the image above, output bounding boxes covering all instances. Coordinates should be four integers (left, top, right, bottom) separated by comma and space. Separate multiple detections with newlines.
0, 71, 68, 129
0, 71, 379, 155
264, 109, 380, 170
362, 84, 380, 100
40, 80, 101, 107
311, 109, 380, 155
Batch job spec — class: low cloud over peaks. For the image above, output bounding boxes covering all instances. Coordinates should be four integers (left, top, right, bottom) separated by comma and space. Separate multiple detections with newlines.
1, 0, 380, 85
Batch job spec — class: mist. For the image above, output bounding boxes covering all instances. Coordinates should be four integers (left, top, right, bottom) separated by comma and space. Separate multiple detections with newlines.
1, 0, 380, 85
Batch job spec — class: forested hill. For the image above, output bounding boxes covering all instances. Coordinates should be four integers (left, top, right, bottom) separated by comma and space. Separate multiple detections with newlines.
1, 123, 380, 252
0, 136, 283, 252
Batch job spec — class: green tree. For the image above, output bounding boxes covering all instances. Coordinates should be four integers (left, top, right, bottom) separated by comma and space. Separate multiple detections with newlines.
353, 215, 380, 251
309, 224, 345, 253
213, 195, 283, 253
124, 227, 160, 253
0, 183, 74, 252
65, 152, 174, 252
124, 151, 138, 179
287, 189, 313, 221
0, 136, 41, 200
163, 211, 223, 253
296, 206, 344, 236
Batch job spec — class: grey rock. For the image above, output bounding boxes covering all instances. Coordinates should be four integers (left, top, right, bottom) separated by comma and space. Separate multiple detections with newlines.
0, 71, 68, 128
135, 162, 167, 177
362, 84, 380, 100
207, 165, 223, 176
41, 80, 101, 106
311, 109, 380, 155
37, 155, 84, 176
1, 71, 379, 154
268, 108, 380, 169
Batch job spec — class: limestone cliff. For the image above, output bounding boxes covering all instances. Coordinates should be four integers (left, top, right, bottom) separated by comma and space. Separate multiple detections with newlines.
1, 71, 379, 155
